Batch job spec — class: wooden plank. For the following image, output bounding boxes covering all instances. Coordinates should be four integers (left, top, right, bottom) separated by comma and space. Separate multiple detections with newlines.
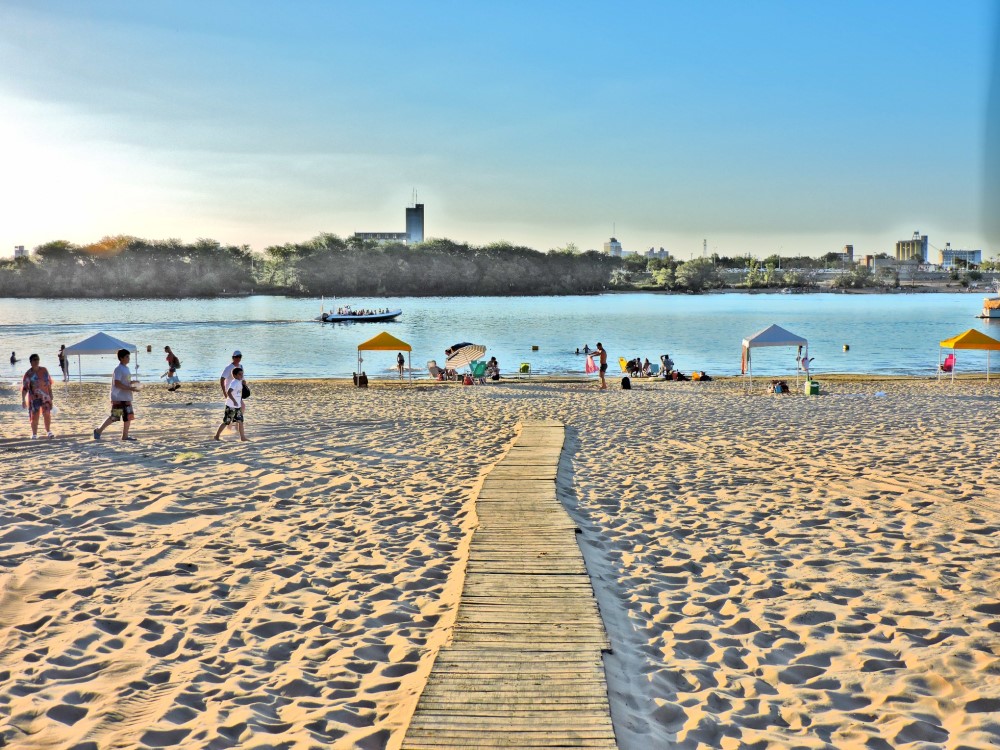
402, 421, 617, 750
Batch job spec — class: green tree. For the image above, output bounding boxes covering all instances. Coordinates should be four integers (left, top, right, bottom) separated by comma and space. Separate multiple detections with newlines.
675, 258, 721, 292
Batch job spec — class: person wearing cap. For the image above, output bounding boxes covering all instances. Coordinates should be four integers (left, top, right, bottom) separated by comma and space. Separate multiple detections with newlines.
221, 350, 246, 414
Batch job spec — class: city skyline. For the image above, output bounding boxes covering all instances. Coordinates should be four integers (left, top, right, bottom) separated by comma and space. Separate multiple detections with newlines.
1, 1, 996, 260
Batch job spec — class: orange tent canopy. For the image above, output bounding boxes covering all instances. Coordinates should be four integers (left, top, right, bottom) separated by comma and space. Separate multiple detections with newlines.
939, 329, 1000, 350
357, 331, 411, 352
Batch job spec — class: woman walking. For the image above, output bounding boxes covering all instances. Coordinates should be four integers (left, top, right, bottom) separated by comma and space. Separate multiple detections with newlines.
21, 354, 54, 439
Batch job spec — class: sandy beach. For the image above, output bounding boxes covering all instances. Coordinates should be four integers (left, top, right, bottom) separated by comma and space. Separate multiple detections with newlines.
1, 376, 998, 749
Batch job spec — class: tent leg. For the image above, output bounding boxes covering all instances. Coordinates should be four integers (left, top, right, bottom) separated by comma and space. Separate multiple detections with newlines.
408, 353, 412, 384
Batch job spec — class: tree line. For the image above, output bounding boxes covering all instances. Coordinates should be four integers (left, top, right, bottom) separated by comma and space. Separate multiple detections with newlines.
0, 235, 621, 297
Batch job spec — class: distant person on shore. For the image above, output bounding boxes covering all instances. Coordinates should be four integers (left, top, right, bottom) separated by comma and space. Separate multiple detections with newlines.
797, 346, 814, 379
396, 351, 405, 379
221, 351, 245, 414
21, 354, 54, 439
164, 346, 182, 391
57, 345, 70, 381
93, 349, 137, 441
214, 367, 248, 442
660, 354, 674, 377
594, 343, 608, 390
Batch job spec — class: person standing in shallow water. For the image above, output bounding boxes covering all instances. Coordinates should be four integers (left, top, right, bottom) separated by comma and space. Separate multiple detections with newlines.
594, 342, 608, 390
396, 351, 405, 379
21, 354, 54, 439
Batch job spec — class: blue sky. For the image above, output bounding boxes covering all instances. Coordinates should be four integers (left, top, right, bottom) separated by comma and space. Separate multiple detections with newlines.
0, 1, 995, 258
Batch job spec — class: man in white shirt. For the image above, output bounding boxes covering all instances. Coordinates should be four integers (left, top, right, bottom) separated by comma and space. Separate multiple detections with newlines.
220, 350, 246, 413
94, 349, 137, 441
214, 367, 247, 441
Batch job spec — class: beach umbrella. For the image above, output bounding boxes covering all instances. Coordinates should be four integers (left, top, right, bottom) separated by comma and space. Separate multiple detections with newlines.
446, 343, 487, 371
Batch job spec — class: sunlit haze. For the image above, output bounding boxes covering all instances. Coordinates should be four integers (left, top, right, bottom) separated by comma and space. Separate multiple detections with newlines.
0, 1, 994, 259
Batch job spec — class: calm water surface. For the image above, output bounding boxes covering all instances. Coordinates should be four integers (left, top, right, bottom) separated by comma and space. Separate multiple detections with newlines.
0, 293, 995, 382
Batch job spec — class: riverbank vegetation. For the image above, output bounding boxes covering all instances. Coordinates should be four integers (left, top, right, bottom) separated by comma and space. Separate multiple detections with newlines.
2, 235, 995, 297
0, 235, 618, 297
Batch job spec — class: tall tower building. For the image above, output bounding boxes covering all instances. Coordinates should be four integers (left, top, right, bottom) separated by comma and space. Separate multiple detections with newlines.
406, 203, 424, 244
895, 232, 928, 263
603, 237, 622, 257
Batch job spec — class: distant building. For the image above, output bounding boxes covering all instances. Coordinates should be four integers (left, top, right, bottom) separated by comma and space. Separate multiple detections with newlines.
355, 201, 425, 245
405, 203, 424, 244
939, 243, 981, 269
829, 244, 855, 264
895, 232, 928, 263
13, 245, 27, 259
603, 237, 622, 257
645, 247, 670, 260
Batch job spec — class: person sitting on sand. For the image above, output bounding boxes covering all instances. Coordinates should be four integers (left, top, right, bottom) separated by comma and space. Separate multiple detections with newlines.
660, 354, 674, 377
642, 358, 652, 377
214, 367, 247, 441
487, 356, 500, 380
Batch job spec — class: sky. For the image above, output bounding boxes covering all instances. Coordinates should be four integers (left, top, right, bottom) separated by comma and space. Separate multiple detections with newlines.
0, 1, 996, 259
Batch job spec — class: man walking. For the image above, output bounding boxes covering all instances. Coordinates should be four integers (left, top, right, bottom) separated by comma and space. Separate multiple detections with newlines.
594, 342, 608, 390
221, 350, 246, 421
21, 354, 54, 439
396, 351, 405, 379
214, 367, 248, 442
94, 349, 138, 441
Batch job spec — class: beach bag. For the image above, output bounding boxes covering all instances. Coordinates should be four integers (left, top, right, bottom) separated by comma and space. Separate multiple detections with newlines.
242, 382, 251, 399
170, 355, 181, 369
585, 355, 597, 374
621, 376, 631, 390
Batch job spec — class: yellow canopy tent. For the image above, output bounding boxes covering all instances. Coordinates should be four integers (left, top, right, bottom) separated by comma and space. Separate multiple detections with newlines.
357, 331, 413, 383
938, 328, 1000, 381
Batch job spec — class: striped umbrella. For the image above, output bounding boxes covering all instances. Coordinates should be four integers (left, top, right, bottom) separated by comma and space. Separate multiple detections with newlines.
446, 344, 487, 371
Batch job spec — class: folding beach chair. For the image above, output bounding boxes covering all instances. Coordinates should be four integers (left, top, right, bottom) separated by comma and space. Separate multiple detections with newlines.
470, 360, 488, 384
518, 362, 531, 378
618, 357, 629, 373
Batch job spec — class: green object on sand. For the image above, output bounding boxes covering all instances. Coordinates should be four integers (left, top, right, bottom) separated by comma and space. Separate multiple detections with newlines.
172, 451, 203, 463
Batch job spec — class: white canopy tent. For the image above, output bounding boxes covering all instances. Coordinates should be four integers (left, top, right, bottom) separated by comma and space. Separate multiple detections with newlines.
741, 324, 808, 391
64, 332, 138, 382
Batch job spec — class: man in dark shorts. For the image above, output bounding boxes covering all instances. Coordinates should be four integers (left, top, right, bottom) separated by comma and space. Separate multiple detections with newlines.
595, 342, 608, 390
214, 367, 247, 441
94, 349, 137, 441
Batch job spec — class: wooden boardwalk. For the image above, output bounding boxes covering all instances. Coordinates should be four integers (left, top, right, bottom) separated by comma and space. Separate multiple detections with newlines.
402, 420, 617, 749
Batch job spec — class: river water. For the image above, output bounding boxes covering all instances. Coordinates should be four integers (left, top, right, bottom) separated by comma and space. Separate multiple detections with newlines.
0, 293, 995, 382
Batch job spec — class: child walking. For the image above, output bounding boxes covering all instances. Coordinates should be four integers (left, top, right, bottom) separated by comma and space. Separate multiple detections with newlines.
163, 346, 182, 391
214, 367, 247, 441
